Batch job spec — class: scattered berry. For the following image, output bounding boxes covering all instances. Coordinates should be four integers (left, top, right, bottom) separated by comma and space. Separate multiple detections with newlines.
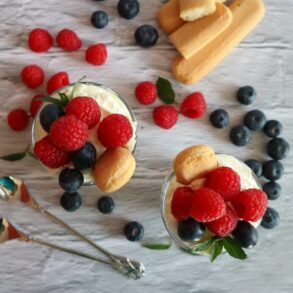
232, 221, 258, 248
30, 94, 43, 117
56, 29, 82, 51
153, 105, 178, 129
171, 187, 193, 221
39, 104, 65, 132
28, 28, 53, 53
204, 167, 240, 202
177, 218, 205, 241
97, 114, 133, 148
21, 65, 44, 89
7, 109, 29, 131
60, 192, 82, 212
85, 44, 107, 66
231, 188, 268, 222
237, 86, 256, 105
47, 72, 70, 94
91, 11, 109, 29
262, 160, 284, 181
50, 115, 88, 151
209, 109, 229, 128
245, 159, 263, 177
97, 196, 115, 214
230, 125, 251, 146
261, 207, 280, 229
244, 110, 266, 131
267, 138, 289, 160
72, 142, 97, 170
191, 188, 226, 223
124, 221, 144, 242
181, 92, 207, 119
118, 0, 140, 19
135, 25, 159, 48
264, 120, 283, 138
262, 181, 281, 200
59, 168, 84, 193
135, 81, 157, 105
34, 136, 71, 168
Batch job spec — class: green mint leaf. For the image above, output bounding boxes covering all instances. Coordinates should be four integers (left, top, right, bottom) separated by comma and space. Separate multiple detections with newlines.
193, 238, 215, 252
142, 242, 172, 250
210, 239, 224, 262
223, 236, 247, 260
0, 152, 26, 161
58, 93, 70, 107
38, 97, 64, 108
156, 77, 175, 104
70, 75, 87, 99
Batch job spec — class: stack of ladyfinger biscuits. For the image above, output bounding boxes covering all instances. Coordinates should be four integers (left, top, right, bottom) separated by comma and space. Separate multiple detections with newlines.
158, 0, 265, 85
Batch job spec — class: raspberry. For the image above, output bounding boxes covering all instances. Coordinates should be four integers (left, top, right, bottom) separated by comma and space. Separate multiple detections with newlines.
97, 114, 133, 148
30, 94, 44, 117
21, 65, 44, 89
181, 92, 207, 119
135, 81, 157, 105
28, 28, 53, 53
153, 105, 178, 129
85, 44, 107, 65
34, 136, 71, 168
205, 167, 241, 202
171, 186, 193, 221
191, 188, 226, 223
56, 29, 82, 51
50, 115, 89, 151
47, 72, 70, 94
65, 96, 101, 128
231, 189, 268, 222
206, 205, 238, 237
7, 109, 29, 131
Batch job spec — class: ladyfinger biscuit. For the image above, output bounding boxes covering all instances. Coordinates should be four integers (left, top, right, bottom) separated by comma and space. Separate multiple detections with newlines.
169, 3, 232, 59
172, 0, 265, 84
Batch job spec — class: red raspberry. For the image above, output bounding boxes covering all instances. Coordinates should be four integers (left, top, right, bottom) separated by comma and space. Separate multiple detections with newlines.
181, 92, 207, 119
205, 167, 241, 202
34, 136, 71, 168
97, 114, 133, 148
191, 188, 226, 223
50, 115, 88, 151
7, 109, 29, 131
28, 28, 53, 53
56, 29, 82, 51
206, 205, 238, 237
65, 96, 101, 128
30, 94, 44, 117
231, 189, 268, 222
85, 44, 107, 65
171, 186, 193, 221
21, 65, 44, 89
153, 105, 178, 129
135, 81, 157, 105
47, 72, 70, 94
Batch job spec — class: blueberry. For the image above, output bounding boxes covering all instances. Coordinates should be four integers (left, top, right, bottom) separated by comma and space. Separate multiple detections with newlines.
177, 218, 205, 242
60, 192, 82, 212
262, 181, 281, 200
117, 0, 139, 20
124, 221, 144, 242
72, 142, 97, 171
261, 207, 280, 229
264, 120, 283, 138
267, 138, 289, 160
135, 25, 159, 48
39, 104, 64, 132
209, 109, 230, 129
245, 159, 263, 177
232, 221, 258, 248
244, 110, 266, 131
0, 218, 3, 230
262, 160, 284, 181
91, 11, 108, 29
59, 168, 84, 193
97, 196, 115, 214
230, 125, 251, 146
237, 86, 256, 105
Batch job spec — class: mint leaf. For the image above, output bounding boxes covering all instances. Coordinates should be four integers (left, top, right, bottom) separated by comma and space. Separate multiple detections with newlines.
142, 242, 172, 250
193, 238, 215, 252
38, 96, 64, 108
223, 236, 247, 260
0, 152, 26, 161
156, 77, 175, 104
210, 239, 224, 262
58, 93, 70, 107
70, 75, 86, 99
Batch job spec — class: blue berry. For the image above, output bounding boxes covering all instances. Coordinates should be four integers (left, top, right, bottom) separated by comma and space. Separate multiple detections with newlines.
124, 221, 144, 242
244, 110, 266, 131
264, 120, 283, 138
135, 25, 159, 48
60, 192, 82, 212
262, 181, 281, 200
0, 218, 3, 229
237, 86, 256, 105
262, 160, 284, 181
117, 0, 139, 20
261, 207, 280, 229
39, 104, 64, 132
91, 11, 108, 29
230, 125, 251, 146
59, 168, 84, 193
245, 159, 263, 177
177, 218, 205, 242
209, 109, 230, 129
72, 142, 97, 171
232, 221, 258, 248
267, 138, 289, 160
97, 196, 115, 214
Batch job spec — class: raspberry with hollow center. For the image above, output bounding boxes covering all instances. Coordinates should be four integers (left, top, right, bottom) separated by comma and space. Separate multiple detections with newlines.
28, 28, 53, 53
30, 94, 44, 117
181, 92, 207, 119
21, 65, 44, 89
135, 81, 157, 105
7, 109, 29, 131
56, 29, 82, 51
85, 43, 107, 65
47, 72, 70, 94
171, 186, 193, 221
153, 105, 178, 129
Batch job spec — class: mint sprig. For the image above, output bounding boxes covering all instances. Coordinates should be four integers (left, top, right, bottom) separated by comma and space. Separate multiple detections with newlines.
223, 236, 247, 260
38, 96, 64, 108
156, 77, 175, 104
142, 242, 172, 250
